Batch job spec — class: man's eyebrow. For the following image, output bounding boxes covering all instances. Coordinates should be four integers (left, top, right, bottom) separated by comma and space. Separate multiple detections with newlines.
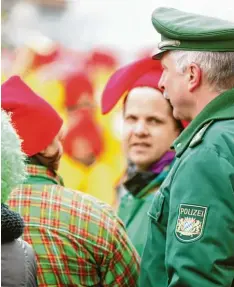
147, 114, 166, 121
124, 112, 136, 117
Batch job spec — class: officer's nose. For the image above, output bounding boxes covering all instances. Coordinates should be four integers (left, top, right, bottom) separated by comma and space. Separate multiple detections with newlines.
133, 120, 149, 136
158, 73, 165, 92
158, 73, 169, 99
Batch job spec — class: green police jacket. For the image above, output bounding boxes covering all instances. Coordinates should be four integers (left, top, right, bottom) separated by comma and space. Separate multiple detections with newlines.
118, 165, 173, 256
140, 89, 234, 287
118, 188, 156, 257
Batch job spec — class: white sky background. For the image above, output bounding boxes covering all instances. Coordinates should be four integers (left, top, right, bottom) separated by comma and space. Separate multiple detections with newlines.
69, 0, 234, 49
5, 0, 234, 62
73, 0, 234, 50
66, 0, 234, 61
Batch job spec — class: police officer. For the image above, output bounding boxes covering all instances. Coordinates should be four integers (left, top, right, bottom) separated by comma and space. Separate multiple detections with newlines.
139, 7, 234, 287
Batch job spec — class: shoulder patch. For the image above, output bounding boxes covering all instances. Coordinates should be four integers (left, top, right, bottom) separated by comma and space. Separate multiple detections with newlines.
189, 121, 214, 148
175, 204, 208, 242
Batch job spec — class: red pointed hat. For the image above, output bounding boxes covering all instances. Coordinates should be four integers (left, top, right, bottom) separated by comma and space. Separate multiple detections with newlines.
32, 48, 59, 70
85, 49, 118, 70
63, 109, 103, 158
64, 72, 94, 109
101, 57, 163, 114
101, 57, 189, 128
1, 76, 63, 156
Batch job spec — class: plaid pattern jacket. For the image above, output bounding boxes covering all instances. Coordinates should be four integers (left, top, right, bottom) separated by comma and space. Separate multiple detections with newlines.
8, 164, 140, 287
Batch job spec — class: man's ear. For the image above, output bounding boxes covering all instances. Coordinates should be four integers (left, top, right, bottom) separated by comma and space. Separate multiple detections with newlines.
39, 144, 51, 156
39, 147, 47, 155
188, 63, 202, 92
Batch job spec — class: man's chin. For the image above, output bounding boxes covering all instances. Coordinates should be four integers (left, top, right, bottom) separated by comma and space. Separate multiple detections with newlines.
172, 108, 180, 120
130, 158, 151, 171
173, 108, 187, 121
173, 109, 192, 123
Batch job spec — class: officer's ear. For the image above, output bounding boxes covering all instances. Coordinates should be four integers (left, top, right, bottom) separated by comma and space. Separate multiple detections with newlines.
187, 63, 202, 92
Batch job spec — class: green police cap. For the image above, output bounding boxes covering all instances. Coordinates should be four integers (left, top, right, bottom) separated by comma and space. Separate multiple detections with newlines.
152, 7, 234, 59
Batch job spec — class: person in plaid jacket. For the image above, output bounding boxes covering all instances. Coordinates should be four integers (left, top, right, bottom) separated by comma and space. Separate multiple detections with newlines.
2, 76, 140, 287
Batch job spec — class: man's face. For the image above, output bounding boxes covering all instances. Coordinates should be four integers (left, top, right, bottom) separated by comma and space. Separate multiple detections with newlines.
123, 87, 181, 171
66, 93, 95, 123
71, 137, 95, 166
40, 128, 64, 170
158, 52, 192, 120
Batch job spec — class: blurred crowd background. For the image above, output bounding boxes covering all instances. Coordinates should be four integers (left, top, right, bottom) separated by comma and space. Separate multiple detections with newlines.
2, 0, 234, 207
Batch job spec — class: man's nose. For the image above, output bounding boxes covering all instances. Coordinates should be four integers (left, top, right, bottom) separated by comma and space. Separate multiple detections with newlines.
158, 74, 169, 99
158, 74, 165, 91
133, 121, 149, 136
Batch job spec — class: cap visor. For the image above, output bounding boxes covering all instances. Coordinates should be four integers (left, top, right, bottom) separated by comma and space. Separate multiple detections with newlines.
152, 50, 166, 60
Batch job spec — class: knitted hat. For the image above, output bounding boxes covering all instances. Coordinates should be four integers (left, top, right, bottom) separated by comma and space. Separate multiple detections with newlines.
1, 110, 26, 203
64, 72, 94, 109
1, 76, 63, 156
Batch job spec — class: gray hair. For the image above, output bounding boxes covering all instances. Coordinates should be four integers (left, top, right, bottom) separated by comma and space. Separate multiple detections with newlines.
170, 50, 234, 93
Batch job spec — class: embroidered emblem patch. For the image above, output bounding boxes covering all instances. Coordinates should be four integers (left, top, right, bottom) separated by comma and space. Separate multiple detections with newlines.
175, 204, 208, 242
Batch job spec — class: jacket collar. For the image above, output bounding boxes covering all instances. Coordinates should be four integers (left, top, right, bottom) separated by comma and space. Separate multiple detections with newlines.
25, 164, 64, 186
173, 88, 234, 157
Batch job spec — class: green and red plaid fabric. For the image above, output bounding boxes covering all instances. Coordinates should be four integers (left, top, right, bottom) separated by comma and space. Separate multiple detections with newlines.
8, 164, 140, 287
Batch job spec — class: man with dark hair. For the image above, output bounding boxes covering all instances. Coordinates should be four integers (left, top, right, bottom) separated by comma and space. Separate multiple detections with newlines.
101, 57, 186, 256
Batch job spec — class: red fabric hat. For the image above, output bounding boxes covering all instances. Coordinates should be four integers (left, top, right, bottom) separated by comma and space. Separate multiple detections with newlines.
63, 109, 103, 158
101, 57, 189, 128
85, 50, 118, 70
64, 72, 94, 108
1, 76, 63, 156
101, 57, 162, 114
32, 48, 59, 70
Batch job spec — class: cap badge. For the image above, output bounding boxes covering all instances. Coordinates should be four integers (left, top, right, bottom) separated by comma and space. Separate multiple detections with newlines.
158, 40, 181, 49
